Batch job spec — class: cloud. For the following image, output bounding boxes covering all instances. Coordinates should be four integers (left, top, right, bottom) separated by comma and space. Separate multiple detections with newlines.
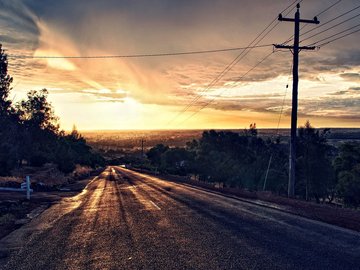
81, 89, 128, 102
340, 72, 360, 81
0, 0, 39, 48
2, 0, 360, 128
328, 86, 360, 96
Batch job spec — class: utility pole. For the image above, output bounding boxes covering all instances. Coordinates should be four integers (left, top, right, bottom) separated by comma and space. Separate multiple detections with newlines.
141, 138, 145, 158
274, 4, 319, 198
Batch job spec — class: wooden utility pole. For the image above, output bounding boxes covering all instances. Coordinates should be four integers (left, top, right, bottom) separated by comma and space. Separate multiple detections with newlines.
274, 4, 319, 198
141, 138, 145, 158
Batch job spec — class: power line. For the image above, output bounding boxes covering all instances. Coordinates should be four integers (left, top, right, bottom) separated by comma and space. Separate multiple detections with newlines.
309, 22, 360, 46
263, 63, 292, 191
301, 4, 360, 37
178, 51, 275, 126
167, 0, 302, 127
283, 0, 347, 45
300, 13, 360, 43
167, 29, 279, 126
316, 26, 360, 47
316, 0, 342, 17
8, 44, 272, 59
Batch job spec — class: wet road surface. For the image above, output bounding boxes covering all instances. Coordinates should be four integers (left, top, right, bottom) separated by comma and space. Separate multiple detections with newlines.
1, 166, 359, 270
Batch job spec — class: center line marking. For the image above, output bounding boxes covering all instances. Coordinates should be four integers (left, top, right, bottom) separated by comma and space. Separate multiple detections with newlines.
150, 200, 161, 210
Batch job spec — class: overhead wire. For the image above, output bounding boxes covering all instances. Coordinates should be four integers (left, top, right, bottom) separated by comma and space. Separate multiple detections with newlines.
315, 26, 360, 47
178, 51, 275, 126
300, 13, 360, 43
166, 25, 282, 126
316, 0, 343, 17
283, 0, 346, 45
309, 22, 360, 46
301, 4, 360, 37
167, 0, 302, 127
8, 44, 273, 59
263, 62, 292, 191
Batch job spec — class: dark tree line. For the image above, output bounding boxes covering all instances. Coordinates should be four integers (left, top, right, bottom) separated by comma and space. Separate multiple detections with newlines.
0, 45, 105, 175
147, 122, 360, 208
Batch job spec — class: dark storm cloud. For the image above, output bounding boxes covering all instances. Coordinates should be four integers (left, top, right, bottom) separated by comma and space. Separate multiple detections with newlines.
0, 0, 38, 33
322, 50, 360, 67
0, 34, 26, 44
0, 0, 39, 40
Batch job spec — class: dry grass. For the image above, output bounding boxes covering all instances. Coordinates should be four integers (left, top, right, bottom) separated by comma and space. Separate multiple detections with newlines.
72, 165, 92, 179
11, 164, 69, 186
0, 177, 23, 184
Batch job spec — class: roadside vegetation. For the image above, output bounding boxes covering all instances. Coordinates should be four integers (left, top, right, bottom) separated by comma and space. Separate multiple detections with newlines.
0, 45, 106, 239
0, 45, 105, 181
144, 123, 360, 208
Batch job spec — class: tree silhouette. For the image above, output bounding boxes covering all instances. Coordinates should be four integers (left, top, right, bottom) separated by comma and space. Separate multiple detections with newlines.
0, 44, 17, 175
0, 45, 105, 175
334, 142, 360, 207
297, 121, 335, 202
0, 44, 13, 117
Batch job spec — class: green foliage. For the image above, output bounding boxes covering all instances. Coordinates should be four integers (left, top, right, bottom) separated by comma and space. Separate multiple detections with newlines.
334, 142, 360, 207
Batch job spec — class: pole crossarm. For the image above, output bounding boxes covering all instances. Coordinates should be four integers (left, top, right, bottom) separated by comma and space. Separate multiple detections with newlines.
278, 15, 320, 24
274, 44, 316, 50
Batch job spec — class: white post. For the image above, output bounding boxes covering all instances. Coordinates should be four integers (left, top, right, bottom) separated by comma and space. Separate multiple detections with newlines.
26, 176, 30, 200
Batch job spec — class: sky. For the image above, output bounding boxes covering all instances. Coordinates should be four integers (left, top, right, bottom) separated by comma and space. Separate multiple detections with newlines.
0, 0, 359, 130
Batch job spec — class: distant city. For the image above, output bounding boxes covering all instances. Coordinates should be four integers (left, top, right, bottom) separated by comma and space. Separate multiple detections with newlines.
83, 128, 360, 153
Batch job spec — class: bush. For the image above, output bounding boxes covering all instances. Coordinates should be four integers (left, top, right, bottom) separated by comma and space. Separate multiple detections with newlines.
0, 213, 16, 227
57, 159, 76, 174
334, 142, 360, 208
29, 154, 48, 167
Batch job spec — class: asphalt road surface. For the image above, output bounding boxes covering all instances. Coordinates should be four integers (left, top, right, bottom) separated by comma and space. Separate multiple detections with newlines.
1, 167, 359, 270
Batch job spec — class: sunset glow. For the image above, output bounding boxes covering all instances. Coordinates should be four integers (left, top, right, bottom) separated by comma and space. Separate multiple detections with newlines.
1, 0, 359, 130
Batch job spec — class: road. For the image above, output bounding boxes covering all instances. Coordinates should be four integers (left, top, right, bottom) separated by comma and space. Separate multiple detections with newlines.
1, 166, 359, 270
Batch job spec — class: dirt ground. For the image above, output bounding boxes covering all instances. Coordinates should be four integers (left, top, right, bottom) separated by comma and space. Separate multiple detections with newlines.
0, 178, 92, 240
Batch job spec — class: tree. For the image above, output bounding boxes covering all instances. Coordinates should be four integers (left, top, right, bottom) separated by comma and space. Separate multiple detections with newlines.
161, 147, 194, 175
334, 142, 360, 207
194, 129, 270, 190
297, 121, 335, 203
0, 44, 13, 116
16, 89, 59, 132
146, 144, 169, 167
0, 45, 105, 176
13, 89, 60, 165
0, 44, 18, 175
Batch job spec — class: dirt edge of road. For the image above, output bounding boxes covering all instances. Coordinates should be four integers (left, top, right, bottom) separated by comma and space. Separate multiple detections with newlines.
131, 168, 360, 233
0, 176, 95, 259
